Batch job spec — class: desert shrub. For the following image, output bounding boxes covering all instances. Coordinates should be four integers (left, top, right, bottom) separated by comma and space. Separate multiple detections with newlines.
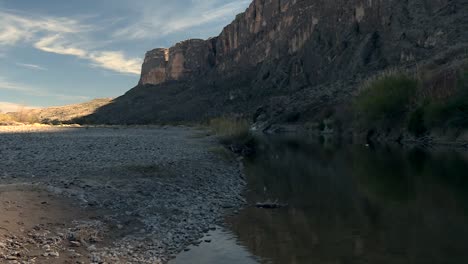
407, 107, 427, 136
22, 113, 40, 124
209, 116, 250, 143
41, 118, 63, 125
354, 74, 419, 125
9, 111, 40, 124
0, 112, 12, 122
51, 119, 62, 126
318, 120, 326, 131
423, 68, 468, 129
0, 112, 14, 125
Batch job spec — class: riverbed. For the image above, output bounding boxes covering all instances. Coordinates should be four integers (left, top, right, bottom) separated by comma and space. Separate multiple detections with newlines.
0, 126, 245, 263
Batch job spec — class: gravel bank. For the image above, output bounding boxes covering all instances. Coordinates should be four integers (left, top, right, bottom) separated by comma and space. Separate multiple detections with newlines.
0, 126, 246, 263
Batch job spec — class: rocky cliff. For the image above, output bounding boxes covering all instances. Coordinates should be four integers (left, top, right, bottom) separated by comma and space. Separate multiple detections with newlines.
84, 0, 468, 131
139, 39, 216, 85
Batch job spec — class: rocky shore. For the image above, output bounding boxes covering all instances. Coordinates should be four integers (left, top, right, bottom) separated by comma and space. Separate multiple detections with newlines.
0, 126, 246, 263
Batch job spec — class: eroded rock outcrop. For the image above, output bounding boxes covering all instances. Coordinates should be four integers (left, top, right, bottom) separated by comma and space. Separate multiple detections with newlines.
139, 39, 216, 85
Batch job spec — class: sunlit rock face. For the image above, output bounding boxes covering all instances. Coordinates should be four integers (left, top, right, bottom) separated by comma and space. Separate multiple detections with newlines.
140, 48, 168, 85
139, 39, 216, 85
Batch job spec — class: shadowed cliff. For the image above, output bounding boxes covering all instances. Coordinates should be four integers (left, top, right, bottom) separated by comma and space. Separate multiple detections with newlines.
80, 0, 468, 131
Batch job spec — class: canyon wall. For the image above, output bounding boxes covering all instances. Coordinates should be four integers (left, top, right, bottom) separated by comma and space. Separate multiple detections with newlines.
86, 0, 468, 128
140, 0, 465, 86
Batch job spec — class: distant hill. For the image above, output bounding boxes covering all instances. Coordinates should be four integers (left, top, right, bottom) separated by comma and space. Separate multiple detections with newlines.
8, 98, 112, 124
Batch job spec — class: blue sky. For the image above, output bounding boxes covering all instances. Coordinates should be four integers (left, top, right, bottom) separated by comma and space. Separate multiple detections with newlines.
0, 0, 250, 112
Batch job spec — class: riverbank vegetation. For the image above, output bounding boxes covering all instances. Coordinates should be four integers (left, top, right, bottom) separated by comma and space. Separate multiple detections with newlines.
354, 73, 418, 126
208, 117, 250, 143
208, 116, 255, 156
353, 63, 468, 138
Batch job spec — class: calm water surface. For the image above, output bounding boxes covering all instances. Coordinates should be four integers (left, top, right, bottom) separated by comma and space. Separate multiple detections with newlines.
173, 137, 468, 264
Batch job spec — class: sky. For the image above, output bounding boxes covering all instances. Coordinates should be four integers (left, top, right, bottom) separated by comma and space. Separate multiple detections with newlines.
0, 0, 251, 112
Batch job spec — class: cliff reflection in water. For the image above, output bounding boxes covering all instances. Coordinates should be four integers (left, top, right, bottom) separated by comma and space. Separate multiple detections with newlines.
226, 137, 468, 264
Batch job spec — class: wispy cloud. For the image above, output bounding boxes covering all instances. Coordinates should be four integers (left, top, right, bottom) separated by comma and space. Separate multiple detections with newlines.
33, 34, 141, 74
0, 76, 89, 101
0, 77, 33, 92
16, 62, 48, 71
112, 0, 251, 40
0, 9, 88, 46
0, 101, 39, 112
33, 34, 87, 57
88, 51, 142, 75
0, 9, 141, 75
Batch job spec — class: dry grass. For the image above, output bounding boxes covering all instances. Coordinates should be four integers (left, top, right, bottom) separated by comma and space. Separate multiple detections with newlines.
209, 117, 250, 142
0, 112, 13, 125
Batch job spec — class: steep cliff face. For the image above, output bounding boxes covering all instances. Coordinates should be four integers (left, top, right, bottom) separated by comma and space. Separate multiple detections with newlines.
87, 0, 468, 128
139, 39, 216, 85
140, 0, 466, 86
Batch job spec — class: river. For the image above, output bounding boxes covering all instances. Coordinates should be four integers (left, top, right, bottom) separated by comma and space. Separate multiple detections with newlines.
173, 136, 468, 264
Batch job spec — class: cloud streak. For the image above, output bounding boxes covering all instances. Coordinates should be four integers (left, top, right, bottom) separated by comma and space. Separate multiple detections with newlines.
16, 63, 48, 71
88, 51, 142, 75
34, 34, 87, 57
112, 0, 251, 40
0, 9, 88, 46
33, 34, 142, 74
0, 9, 141, 75
0, 77, 34, 92
0, 76, 89, 101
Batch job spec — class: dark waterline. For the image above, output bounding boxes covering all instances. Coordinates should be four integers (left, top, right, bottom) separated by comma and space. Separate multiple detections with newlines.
173, 136, 468, 264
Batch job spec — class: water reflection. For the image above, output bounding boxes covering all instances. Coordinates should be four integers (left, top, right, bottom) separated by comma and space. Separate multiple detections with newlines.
226, 137, 468, 264
170, 228, 259, 264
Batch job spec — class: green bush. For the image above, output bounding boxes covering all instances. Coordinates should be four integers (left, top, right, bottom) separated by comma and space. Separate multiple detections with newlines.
423, 69, 468, 129
354, 74, 419, 125
407, 107, 427, 136
354, 66, 468, 137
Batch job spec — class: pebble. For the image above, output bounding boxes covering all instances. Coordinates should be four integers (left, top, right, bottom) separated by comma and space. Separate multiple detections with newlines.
87, 245, 97, 252
69, 241, 81, 247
